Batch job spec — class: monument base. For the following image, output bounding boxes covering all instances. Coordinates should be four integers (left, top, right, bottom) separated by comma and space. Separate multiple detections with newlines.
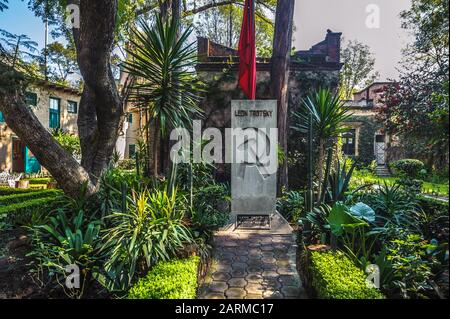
219, 211, 293, 235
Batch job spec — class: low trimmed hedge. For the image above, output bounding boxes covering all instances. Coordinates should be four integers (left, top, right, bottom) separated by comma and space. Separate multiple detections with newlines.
0, 189, 62, 206
0, 195, 62, 226
128, 257, 200, 299
310, 251, 384, 299
0, 187, 37, 196
25, 177, 53, 185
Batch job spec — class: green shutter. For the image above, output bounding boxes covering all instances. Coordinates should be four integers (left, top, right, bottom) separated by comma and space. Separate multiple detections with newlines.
0, 112, 4, 123
49, 98, 61, 129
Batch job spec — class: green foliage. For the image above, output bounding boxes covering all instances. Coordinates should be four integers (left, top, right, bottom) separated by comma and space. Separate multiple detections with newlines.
0, 195, 62, 227
0, 189, 61, 207
390, 159, 426, 178
417, 195, 449, 216
378, 0, 449, 168
51, 128, 81, 158
128, 256, 200, 299
310, 251, 384, 299
359, 183, 419, 218
321, 156, 357, 204
386, 232, 436, 298
191, 184, 230, 232
26, 177, 53, 185
277, 190, 304, 222
44, 41, 78, 84
292, 88, 352, 139
116, 159, 136, 171
339, 39, 379, 100
123, 14, 204, 136
0, 187, 37, 196
177, 162, 215, 191
28, 209, 102, 299
99, 188, 194, 291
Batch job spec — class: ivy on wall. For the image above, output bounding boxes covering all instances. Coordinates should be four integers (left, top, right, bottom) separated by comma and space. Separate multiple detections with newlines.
345, 114, 383, 166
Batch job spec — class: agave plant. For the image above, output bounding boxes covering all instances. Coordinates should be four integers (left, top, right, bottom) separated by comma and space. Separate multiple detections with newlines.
123, 14, 204, 176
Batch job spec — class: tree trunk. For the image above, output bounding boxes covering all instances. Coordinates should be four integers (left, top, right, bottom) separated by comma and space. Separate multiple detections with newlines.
0, 0, 123, 197
270, 0, 295, 193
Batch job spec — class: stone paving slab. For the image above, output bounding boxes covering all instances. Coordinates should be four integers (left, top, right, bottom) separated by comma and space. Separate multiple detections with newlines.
198, 232, 307, 299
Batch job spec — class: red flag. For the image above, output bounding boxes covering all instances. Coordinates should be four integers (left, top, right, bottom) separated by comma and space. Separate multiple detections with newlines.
238, 0, 256, 100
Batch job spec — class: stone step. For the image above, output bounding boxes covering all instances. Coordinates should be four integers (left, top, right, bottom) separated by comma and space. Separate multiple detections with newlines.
375, 166, 391, 177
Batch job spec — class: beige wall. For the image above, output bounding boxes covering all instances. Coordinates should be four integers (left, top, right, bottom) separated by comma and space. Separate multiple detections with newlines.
124, 107, 142, 158
0, 84, 81, 172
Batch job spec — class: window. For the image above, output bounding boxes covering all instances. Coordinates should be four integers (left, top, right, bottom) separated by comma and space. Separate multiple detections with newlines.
49, 98, 61, 129
127, 113, 133, 123
375, 134, 385, 143
129, 144, 136, 158
67, 101, 78, 114
25, 92, 38, 107
0, 112, 4, 123
342, 129, 356, 156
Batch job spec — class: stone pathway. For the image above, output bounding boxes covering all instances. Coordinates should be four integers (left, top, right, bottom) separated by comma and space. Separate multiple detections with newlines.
198, 232, 306, 299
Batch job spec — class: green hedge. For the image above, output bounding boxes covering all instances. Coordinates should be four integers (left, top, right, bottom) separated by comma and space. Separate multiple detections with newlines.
25, 177, 53, 185
0, 189, 62, 206
310, 251, 384, 299
0, 195, 62, 226
128, 257, 200, 299
0, 187, 37, 196
418, 195, 449, 215
390, 159, 425, 178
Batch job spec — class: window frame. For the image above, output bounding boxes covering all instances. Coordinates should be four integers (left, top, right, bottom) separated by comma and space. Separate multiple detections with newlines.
342, 129, 357, 156
25, 92, 38, 107
67, 100, 78, 114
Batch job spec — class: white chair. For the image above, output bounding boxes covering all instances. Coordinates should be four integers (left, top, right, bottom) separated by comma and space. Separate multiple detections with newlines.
6, 173, 23, 188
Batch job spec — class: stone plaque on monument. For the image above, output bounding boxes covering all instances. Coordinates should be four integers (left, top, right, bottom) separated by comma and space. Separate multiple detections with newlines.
231, 100, 278, 222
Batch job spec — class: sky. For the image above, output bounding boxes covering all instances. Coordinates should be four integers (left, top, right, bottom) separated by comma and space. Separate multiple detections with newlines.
294, 0, 412, 81
1, 0, 413, 81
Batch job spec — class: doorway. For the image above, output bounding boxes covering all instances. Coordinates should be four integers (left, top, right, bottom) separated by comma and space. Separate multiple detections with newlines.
374, 133, 386, 165
12, 138, 25, 173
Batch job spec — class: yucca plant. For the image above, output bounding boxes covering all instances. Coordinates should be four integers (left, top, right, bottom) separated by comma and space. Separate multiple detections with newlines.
99, 188, 193, 291
292, 88, 352, 198
123, 14, 204, 176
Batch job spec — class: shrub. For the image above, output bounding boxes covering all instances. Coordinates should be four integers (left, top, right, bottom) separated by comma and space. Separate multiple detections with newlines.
116, 159, 136, 171
28, 209, 102, 299
277, 190, 304, 222
100, 189, 194, 291
390, 159, 425, 178
0, 195, 62, 226
417, 195, 449, 216
386, 232, 436, 299
128, 256, 200, 299
310, 251, 384, 299
191, 184, 230, 231
0, 187, 37, 196
0, 189, 61, 206
26, 177, 53, 185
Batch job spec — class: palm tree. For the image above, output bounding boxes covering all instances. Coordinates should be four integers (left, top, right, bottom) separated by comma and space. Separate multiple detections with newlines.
123, 14, 203, 177
292, 88, 352, 200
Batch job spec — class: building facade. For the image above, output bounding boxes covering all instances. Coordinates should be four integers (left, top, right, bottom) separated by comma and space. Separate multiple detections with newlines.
342, 82, 401, 167
0, 81, 81, 173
